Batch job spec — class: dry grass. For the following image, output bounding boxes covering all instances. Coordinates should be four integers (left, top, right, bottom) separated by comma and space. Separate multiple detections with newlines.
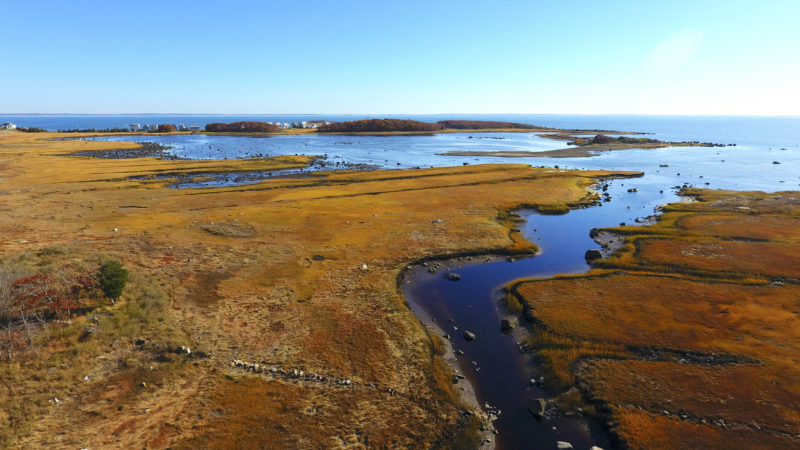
0, 130, 637, 448
510, 189, 800, 447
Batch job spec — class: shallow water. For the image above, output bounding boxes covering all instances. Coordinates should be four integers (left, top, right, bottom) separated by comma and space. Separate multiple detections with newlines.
88, 132, 567, 168
403, 179, 673, 449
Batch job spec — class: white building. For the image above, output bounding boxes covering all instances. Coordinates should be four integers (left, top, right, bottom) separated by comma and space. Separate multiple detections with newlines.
129, 123, 141, 131
0, 122, 17, 130
188, 125, 201, 131
177, 124, 187, 131
146, 124, 158, 132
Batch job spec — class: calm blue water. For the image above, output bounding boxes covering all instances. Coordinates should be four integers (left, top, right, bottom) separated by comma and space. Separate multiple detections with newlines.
12, 114, 785, 192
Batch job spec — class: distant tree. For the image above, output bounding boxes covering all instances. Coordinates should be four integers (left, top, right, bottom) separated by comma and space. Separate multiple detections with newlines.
319, 119, 443, 133
157, 124, 177, 133
205, 121, 280, 132
96, 261, 128, 302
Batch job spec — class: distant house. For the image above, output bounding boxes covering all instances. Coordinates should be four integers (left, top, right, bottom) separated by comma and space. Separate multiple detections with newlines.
0, 122, 17, 130
188, 125, 201, 131
146, 124, 158, 132
129, 123, 141, 132
177, 124, 187, 131
283, 122, 289, 129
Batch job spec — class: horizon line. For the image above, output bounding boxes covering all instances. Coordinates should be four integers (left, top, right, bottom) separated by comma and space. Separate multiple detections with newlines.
1, 112, 799, 118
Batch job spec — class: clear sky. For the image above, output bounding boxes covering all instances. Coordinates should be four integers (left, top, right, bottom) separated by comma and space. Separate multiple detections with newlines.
1, 0, 798, 115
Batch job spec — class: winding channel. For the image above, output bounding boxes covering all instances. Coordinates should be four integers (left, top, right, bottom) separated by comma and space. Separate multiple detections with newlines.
403, 178, 680, 449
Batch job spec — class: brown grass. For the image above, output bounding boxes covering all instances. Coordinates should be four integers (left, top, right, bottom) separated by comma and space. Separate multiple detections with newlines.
0, 130, 637, 448
511, 189, 800, 447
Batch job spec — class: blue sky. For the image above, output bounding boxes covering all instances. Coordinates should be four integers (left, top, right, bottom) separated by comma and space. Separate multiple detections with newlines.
1, 0, 798, 114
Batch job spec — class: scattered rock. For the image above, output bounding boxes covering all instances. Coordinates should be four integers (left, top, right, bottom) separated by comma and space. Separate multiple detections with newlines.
178, 345, 191, 354
135, 339, 146, 346
585, 249, 603, 262
627, 188, 638, 193
556, 441, 573, 450
444, 272, 461, 281
528, 398, 547, 420
140, 382, 147, 388
773, 161, 781, 164
431, 219, 445, 223
500, 319, 514, 332
455, 349, 465, 355
463, 330, 476, 341
360, 264, 368, 270
79, 326, 95, 341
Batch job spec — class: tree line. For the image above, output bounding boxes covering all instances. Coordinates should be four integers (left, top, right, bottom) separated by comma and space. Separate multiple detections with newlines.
205, 121, 280, 132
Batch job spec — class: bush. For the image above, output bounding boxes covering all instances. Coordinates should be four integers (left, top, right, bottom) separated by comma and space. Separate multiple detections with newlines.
96, 261, 128, 301
157, 124, 177, 133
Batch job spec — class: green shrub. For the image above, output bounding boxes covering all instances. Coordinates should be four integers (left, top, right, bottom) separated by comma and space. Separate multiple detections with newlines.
96, 261, 128, 301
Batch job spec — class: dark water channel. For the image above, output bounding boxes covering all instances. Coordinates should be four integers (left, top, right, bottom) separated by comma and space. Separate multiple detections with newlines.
403, 178, 679, 449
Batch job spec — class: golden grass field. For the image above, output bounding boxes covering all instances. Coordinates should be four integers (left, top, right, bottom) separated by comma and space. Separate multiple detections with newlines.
0, 130, 639, 448
509, 188, 800, 448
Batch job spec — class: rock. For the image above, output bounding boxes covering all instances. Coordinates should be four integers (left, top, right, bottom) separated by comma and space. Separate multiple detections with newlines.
529, 378, 537, 386
140, 382, 147, 388
556, 441, 573, 450
455, 349, 465, 355
444, 272, 461, 281
452, 375, 460, 384
500, 319, 514, 332
431, 219, 445, 223
627, 188, 638, 192
360, 264, 368, 270
528, 398, 547, 419
773, 161, 781, 164
79, 326, 95, 341
135, 338, 146, 346
463, 330, 476, 341
585, 249, 603, 262
589, 446, 604, 450
178, 345, 191, 354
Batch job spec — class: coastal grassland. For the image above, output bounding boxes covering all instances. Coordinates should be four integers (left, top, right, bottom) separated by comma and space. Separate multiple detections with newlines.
507, 188, 800, 448
0, 130, 638, 448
